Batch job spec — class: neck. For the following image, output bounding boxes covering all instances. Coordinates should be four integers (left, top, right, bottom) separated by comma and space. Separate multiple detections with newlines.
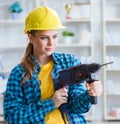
34, 54, 52, 66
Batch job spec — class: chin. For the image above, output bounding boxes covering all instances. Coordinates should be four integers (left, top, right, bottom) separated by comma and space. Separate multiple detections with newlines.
46, 51, 53, 56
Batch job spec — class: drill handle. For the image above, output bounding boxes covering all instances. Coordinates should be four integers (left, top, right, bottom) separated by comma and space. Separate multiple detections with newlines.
87, 79, 98, 104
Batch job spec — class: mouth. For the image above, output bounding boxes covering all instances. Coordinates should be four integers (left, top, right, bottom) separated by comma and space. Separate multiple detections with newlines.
45, 48, 54, 51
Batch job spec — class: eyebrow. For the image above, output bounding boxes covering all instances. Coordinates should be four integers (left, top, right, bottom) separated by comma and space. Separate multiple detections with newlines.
40, 33, 58, 37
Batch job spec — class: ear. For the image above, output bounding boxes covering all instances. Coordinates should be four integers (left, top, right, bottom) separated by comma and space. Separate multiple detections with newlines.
28, 34, 34, 44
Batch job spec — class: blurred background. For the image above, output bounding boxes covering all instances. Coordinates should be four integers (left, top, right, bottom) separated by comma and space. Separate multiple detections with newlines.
0, 0, 120, 123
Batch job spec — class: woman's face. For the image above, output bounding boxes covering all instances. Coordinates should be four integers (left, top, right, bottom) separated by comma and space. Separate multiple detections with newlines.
29, 30, 58, 56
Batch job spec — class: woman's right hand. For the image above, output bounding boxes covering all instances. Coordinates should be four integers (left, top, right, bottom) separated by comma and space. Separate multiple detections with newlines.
52, 87, 68, 108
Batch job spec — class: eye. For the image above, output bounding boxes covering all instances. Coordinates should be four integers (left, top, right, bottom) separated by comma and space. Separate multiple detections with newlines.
40, 36, 48, 40
53, 35, 58, 39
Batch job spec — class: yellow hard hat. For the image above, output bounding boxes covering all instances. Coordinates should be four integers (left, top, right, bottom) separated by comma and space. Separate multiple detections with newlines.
24, 6, 66, 33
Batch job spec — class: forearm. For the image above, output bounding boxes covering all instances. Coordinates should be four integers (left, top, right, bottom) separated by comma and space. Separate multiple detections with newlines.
68, 83, 92, 114
68, 91, 91, 114
4, 93, 55, 124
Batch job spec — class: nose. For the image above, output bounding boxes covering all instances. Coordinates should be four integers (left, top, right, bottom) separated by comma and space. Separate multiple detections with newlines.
47, 37, 54, 46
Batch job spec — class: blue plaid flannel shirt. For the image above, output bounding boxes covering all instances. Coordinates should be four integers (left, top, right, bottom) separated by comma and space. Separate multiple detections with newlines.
4, 52, 92, 124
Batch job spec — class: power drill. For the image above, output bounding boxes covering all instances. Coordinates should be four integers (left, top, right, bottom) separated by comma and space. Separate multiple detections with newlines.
58, 61, 113, 104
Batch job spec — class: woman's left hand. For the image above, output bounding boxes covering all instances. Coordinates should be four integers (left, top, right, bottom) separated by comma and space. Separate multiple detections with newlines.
86, 80, 103, 96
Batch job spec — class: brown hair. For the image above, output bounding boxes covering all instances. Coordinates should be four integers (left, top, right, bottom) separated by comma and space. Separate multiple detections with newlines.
20, 30, 37, 83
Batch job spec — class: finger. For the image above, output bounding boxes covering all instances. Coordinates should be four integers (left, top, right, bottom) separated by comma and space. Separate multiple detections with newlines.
86, 83, 90, 90
94, 83, 103, 92
89, 87, 103, 96
61, 96, 68, 100
60, 89, 68, 97
59, 87, 68, 93
95, 88, 103, 96
90, 81, 102, 90
61, 92, 68, 97
61, 97, 68, 103
89, 89, 97, 96
56, 90, 68, 98
90, 80, 102, 86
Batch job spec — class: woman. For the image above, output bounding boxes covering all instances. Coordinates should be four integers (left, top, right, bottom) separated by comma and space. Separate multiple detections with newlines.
4, 6, 102, 124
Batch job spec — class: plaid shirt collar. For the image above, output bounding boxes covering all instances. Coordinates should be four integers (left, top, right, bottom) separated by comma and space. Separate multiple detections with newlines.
31, 52, 61, 72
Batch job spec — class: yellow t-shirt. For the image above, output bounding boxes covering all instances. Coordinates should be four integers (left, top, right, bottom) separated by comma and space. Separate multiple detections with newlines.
38, 60, 68, 124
